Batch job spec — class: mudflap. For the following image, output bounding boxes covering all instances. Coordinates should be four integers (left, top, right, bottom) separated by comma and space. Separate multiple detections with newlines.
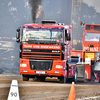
94, 62, 100, 82
94, 73, 99, 82
94, 71, 100, 83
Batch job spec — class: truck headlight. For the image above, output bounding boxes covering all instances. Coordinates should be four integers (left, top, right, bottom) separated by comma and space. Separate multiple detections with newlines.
23, 70, 28, 72
69, 66, 75, 69
56, 65, 63, 68
20, 64, 27, 67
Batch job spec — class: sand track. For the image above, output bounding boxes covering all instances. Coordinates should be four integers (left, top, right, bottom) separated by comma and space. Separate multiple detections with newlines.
0, 74, 100, 100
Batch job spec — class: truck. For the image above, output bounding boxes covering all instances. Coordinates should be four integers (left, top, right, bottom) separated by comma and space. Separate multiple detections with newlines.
72, 23, 100, 82
16, 20, 78, 83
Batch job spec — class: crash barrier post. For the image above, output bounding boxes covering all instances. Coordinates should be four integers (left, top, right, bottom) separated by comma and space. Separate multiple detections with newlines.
7, 80, 20, 100
68, 82, 75, 100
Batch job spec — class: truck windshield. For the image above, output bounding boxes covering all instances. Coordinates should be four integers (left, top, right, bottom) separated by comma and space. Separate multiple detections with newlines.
85, 32, 100, 42
22, 28, 63, 42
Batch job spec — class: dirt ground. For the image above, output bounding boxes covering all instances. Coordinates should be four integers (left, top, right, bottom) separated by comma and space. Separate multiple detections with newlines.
0, 74, 100, 100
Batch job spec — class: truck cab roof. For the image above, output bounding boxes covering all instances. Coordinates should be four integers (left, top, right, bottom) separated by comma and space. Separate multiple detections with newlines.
22, 23, 71, 29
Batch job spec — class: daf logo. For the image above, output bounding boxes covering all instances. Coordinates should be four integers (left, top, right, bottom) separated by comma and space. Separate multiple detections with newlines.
23, 49, 31, 52
52, 50, 60, 53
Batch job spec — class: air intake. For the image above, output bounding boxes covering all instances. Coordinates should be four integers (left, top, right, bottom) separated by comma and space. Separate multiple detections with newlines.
41, 20, 57, 25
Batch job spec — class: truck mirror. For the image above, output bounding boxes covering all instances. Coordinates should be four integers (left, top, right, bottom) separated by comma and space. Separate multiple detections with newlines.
16, 38, 20, 42
16, 28, 20, 32
65, 30, 71, 41
16, 28, 20, 39
67, 33, 71, 41
16, 32, 20, 39
16, 28, 20, 42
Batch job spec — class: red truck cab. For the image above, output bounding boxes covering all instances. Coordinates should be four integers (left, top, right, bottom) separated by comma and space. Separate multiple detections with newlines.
16, 21, 77, 83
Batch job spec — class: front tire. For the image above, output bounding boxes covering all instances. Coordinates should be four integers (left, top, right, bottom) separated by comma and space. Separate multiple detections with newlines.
73, 66, 78, 83
59, 77, 64, 83
23, 75, 29, 81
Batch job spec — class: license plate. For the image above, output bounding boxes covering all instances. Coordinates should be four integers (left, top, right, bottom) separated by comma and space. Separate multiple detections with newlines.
36, 71, 46, 74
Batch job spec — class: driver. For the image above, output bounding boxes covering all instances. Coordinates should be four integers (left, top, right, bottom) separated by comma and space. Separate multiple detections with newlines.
91, 36, 99, 41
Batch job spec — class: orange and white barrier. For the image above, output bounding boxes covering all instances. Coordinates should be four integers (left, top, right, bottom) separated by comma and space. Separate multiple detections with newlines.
68, 82, 75, 100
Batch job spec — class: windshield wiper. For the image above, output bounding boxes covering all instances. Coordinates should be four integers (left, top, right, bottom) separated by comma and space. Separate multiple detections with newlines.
28, 37, 39, 40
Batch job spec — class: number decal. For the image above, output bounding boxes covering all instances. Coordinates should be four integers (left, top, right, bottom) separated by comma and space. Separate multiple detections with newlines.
10, 92, 17, 97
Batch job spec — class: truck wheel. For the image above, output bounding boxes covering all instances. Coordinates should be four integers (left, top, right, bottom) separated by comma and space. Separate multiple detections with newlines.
69, 66, 78, 83
59, 77, 64, 83
23, 75, 29, 81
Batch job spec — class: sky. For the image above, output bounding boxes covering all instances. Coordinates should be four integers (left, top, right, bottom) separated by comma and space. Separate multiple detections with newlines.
0, 0, 100, 73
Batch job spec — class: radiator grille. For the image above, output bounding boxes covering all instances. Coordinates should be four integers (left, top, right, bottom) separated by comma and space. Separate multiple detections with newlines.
30, 60, 53, 70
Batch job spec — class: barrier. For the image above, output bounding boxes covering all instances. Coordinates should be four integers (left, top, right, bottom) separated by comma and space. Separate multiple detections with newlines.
68, 82, 75, 100
7, 80, 20, 100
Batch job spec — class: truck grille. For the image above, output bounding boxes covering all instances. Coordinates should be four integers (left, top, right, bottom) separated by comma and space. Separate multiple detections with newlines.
30, 60, 53, 70
22, 49, 61, 59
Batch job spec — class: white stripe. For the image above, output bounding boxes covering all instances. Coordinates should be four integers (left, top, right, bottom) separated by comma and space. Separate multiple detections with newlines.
76, 96, 100, 100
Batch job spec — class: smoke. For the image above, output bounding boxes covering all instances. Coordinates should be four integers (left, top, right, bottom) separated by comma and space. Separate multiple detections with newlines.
83, 0, 100, 13
29, 0, 42, 23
